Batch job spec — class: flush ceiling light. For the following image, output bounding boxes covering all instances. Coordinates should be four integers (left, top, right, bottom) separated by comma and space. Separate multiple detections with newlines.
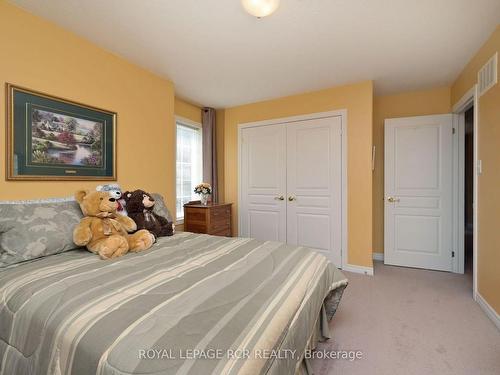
241, 0, 280, 18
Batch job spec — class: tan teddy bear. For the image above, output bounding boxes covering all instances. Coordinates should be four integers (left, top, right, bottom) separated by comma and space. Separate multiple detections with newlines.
73, 190, 154, 259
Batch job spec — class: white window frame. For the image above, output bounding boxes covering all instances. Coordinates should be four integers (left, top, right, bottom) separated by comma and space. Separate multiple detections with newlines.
175, 116, 202, 223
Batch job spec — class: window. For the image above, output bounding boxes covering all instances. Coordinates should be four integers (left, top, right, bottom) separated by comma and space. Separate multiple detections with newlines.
176, 120, 202, 221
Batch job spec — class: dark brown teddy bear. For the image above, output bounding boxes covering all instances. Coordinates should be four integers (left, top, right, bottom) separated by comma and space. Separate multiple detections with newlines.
123, 190, 174, 238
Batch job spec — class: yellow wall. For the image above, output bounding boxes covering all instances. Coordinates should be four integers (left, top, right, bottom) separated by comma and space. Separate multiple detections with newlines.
0, 2, 176, 214
452, 25, 500, 314
372, 87, 451, 253
222, 81, 374, 267
174, 98, 202, 124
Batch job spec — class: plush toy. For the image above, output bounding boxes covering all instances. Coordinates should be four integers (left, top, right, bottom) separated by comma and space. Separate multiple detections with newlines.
96, 183, 127, 216
124, 190, 175, 238
73, 190, 154, 259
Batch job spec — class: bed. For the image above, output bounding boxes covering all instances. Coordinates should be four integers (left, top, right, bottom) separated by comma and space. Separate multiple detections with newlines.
0, 200, 347, 375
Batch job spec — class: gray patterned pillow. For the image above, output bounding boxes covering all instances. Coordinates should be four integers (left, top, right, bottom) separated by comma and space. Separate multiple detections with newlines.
151, 193, 174, 222
0, 201, 83, 268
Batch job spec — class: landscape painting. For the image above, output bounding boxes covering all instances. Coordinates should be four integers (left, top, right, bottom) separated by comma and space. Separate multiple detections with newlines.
31, 108, 103, 167
7, 84, 116, 180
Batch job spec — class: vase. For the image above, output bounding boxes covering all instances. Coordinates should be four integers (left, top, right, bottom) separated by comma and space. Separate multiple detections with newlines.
200, 194, 209, 205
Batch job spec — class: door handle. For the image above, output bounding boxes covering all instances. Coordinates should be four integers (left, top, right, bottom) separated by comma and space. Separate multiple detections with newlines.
387, 196, 400, 203
288, 195, 296, 202
274, 195, 284, 201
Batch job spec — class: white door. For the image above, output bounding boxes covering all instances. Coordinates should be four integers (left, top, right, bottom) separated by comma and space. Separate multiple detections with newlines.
384, 114, 453, 271
286, 117, 343, 265
240, 124, 286, 242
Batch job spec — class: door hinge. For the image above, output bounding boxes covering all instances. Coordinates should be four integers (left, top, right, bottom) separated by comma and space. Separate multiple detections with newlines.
452, 251, 455, 258
452, 127, 456, 135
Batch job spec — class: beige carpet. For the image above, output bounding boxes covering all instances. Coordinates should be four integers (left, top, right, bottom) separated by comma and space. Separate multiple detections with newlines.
312, 261, 500, 375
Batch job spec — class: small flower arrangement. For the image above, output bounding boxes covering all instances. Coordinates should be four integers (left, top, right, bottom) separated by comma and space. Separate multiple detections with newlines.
194, 183, 211, 205
194, 183, 212, 195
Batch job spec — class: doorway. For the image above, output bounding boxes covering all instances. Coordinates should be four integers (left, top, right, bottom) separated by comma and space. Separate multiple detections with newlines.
453, 84, 479, 299
382, 87, 478, 296
463, 107, 474, 278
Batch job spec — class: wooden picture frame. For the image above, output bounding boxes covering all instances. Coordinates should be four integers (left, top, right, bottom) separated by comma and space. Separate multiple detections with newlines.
6, 83, 116, 180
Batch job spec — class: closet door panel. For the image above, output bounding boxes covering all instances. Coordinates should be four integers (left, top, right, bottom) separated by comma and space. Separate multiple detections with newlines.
240, 124, 286, 242
286, 116, 342, 265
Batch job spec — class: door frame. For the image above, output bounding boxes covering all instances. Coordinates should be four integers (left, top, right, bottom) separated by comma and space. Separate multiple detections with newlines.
452, 85, 479, 300
237, 110, 348, 269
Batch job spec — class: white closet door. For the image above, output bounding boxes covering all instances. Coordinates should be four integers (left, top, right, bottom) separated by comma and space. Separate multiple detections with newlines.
240, 124, 286, 242
286, 116, 342, 265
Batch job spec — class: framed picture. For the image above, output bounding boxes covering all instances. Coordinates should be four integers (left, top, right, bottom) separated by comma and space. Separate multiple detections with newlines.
6, 83, 116, 180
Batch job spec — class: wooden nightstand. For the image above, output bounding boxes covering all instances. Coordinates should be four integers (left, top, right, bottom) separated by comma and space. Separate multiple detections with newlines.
183, 202, 232, 236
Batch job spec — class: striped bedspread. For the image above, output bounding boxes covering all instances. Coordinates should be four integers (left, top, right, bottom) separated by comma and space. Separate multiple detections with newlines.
0, 232, 347, 375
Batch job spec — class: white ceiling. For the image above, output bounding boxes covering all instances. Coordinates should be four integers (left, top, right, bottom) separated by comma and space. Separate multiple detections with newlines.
9, 0, 500, 108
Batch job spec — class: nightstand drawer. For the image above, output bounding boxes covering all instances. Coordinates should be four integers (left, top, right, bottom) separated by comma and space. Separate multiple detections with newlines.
210, 205, 231, 219
209, 219, 230, 233
184, 208, 207, 224
185, 222, 208, 234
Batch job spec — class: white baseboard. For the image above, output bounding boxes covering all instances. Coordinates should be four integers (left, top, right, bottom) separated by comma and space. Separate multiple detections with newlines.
342, 264, 374, 276
372, 252, 384, 261
476, 292, 500, 331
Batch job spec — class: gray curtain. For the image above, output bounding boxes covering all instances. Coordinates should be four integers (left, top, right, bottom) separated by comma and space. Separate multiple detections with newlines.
202, 107, 218, 202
